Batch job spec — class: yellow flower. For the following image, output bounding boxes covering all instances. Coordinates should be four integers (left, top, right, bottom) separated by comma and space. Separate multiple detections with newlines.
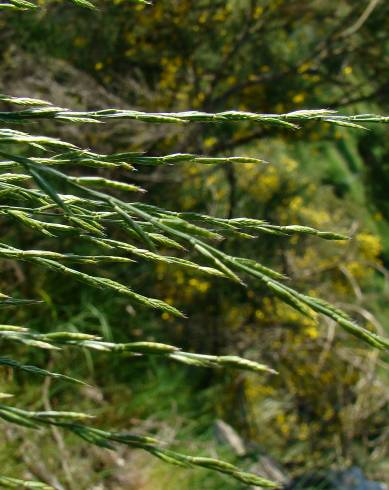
188, 278, 210, 293
298, 62, 311, 74
204, 137, 217, 148
292, 93, 305, 104
254, 6, 263, 18
305, 324, 318, 339
357, 232, 382, 260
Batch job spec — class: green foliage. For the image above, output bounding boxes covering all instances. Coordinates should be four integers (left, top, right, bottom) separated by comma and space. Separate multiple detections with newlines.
1, 1, 389, 488
1, 95, 388, 487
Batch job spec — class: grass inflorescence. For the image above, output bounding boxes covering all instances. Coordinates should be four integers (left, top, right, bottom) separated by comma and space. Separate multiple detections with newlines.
1, 90, 389, 488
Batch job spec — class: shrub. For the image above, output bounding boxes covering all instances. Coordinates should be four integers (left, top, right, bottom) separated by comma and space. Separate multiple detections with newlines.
0, 1, 388, 488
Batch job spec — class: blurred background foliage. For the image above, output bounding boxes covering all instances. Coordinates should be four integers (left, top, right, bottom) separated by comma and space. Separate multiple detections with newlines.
1, 0, 389, 488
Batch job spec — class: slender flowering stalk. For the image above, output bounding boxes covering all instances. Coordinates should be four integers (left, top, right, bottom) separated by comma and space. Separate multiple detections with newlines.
0, 404, 279, 488
1, 100, 388, 127
0, 357, 86, 385
0, 0, 151, 11
0, 117, 387, 348
0, 475, 55, 489
0, 325, 277, 374
1, 82, 389, 487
